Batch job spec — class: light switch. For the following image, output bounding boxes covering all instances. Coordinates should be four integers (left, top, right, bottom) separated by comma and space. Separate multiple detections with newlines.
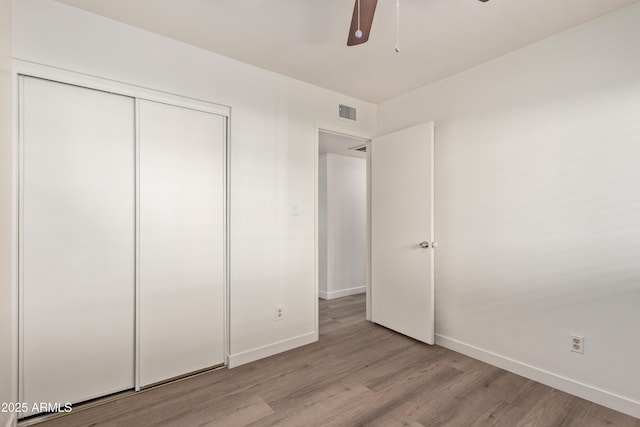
292, 203, 300, 216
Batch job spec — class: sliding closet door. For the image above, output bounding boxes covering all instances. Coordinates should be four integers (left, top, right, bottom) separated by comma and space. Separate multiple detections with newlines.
20, 77, 135, 413
139, 100, 225, 387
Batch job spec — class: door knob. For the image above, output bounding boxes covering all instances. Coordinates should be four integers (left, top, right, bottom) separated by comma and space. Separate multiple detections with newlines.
419, 241, 429, 249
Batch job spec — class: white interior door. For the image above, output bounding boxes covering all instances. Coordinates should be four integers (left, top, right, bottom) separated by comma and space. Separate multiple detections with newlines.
371, 122, 435, 344
20, 76, 135, 415
139, 100, 226, 387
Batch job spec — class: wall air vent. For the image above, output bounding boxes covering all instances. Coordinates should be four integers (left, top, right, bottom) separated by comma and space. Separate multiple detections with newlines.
338, 104, 357, 121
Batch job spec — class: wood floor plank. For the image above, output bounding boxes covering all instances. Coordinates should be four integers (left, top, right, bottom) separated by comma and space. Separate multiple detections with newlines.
247, 380, 372, 427
170, 394, 273, 427
412, 363, 507, 426
515, 388, 591, 427
581, 403, 640, 427
32, 294, 640, 427
469, 401, 528, 427
329, 362, 466, 426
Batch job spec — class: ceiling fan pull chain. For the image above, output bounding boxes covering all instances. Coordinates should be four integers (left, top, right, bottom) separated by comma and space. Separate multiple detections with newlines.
355, 0, 363, 38
395, 0, 400, 52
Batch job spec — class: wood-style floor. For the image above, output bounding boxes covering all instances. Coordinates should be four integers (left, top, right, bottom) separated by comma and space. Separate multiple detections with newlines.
34, 294, 639, 427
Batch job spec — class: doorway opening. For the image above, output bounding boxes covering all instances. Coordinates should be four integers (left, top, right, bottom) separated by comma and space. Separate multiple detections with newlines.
317, 122, 436, 345
317, 130, 370, 336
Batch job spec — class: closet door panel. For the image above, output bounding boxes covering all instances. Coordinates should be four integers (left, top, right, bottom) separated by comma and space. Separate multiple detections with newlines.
139, 100, 225, 387
21, 77, 135, 411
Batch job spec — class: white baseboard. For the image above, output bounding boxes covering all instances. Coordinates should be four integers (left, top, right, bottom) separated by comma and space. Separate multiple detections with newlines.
318, 286, 365, 300
228, 331, 318, 368
3, 413, 16, 427
435, 334, 640, 420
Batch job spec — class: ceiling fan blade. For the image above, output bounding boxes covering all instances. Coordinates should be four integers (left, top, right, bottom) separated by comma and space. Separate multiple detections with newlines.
347, 0, 378, 46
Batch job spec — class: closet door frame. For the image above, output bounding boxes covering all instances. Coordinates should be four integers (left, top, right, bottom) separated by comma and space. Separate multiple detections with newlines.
15, 61, 231, 396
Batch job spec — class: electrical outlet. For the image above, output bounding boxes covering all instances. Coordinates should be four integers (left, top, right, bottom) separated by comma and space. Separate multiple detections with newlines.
570, 334, 584, 354
275, 305, 284, 321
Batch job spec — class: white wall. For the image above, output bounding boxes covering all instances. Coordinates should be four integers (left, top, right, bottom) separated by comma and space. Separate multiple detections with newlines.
0, 0, 13, 426
379, 3, 640, 418
318, 154, 367, 300
12, 0, 376, 368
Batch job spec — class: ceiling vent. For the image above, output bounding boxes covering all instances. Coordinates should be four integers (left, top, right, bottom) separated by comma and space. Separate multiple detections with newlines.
350, 144, 367, 153
339, 104, 357, 121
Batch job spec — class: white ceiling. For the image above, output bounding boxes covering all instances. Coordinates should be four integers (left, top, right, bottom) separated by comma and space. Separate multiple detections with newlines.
57, 0, 639, 103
